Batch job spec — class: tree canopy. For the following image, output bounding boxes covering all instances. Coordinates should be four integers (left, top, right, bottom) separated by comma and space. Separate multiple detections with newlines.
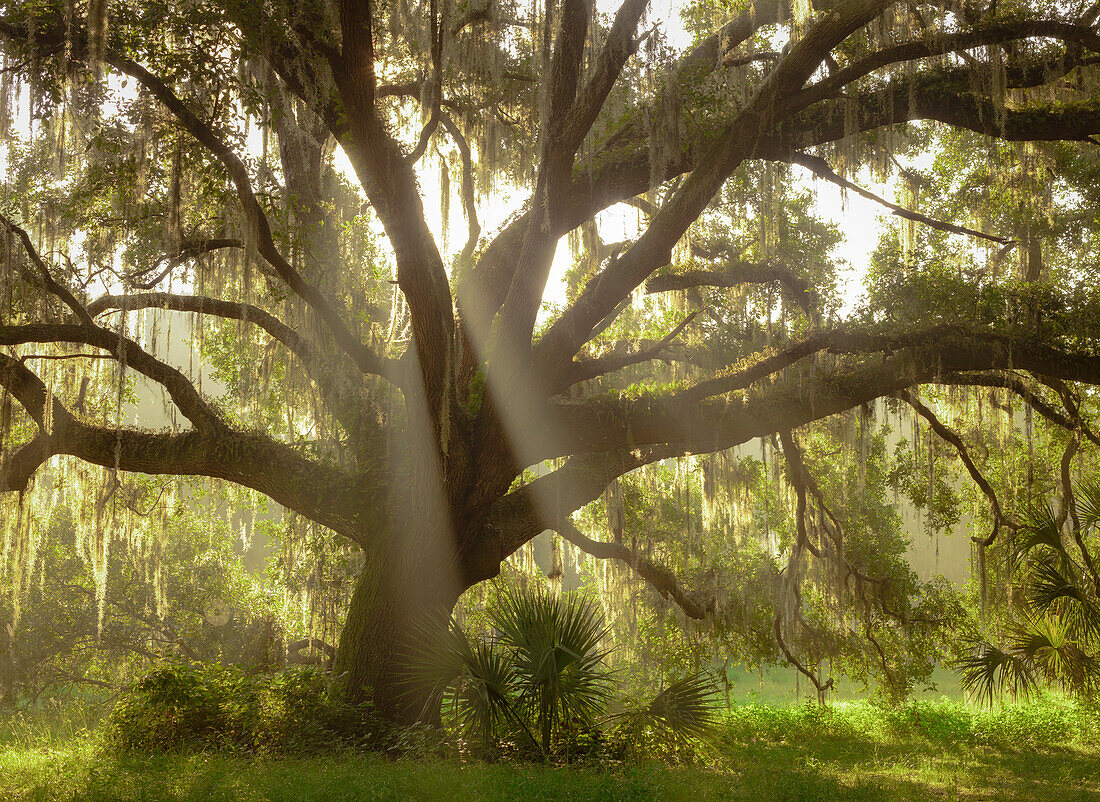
4, 0, 1100, 718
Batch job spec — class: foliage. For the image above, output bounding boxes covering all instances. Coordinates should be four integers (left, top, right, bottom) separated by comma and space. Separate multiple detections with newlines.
406, 587, 613, 757
955, 484, 1100, 702
610, 671, 721, 760
5, 0, 1100, 730
7, 696, 1100, 800
0, 482, 283, 707
491, 588, 613, 755
105, 663, 384, 754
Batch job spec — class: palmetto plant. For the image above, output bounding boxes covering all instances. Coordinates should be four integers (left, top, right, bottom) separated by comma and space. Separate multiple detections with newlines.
491, 588, 612, 755
612, 671, 720, 755
403, 614, 521, 746
404, 587, 611, 755
956, 484, 1100, 702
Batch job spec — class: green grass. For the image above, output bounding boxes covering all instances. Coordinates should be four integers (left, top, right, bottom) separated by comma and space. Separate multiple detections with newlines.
3, 697, 1100, 801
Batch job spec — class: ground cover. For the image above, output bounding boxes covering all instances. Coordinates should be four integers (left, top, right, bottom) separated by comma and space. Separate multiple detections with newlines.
2, 697, 1099, 801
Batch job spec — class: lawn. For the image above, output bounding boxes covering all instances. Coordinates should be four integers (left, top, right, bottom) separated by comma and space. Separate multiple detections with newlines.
3, 697, 1099, 801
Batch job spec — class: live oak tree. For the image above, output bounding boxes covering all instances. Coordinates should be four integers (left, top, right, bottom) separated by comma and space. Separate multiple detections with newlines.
5, 0, 1100, 718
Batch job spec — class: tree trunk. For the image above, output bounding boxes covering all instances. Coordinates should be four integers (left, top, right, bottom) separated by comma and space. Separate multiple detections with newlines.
333, 511, 467, 722
333, 567, 451, 720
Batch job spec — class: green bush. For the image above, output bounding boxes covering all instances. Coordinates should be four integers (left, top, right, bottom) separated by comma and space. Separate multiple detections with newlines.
105, 663, 386, 754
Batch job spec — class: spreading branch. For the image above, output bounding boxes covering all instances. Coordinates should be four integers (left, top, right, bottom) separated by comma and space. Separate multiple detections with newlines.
100, 53, 393, 381
0, 212, 92, 324
557, 310, 698, 391
789, 151, 1013, 245
645, 260, 821, 318
0, 353, 380, 544
557, 520, 714, 619
896, 389, 1018, 547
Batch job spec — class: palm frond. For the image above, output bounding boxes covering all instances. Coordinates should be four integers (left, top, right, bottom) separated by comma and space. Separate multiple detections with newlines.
1013, 504, 1067, 570
492, 587, 612, 753
644, 672, 719, 743
1074, 479, 1100, 532
1009, 616, 1099, 693
401, 612, 518, 744
1027, 556, 1086, 612
448, 639, 519, 743
953, 638, 1036, 706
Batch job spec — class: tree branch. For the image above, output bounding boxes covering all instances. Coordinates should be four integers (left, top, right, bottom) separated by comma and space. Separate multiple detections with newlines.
796, 18, 1100, 110
557, 519, 714, 619
645, 260, 821, 318
788, 151, 1013, 245
534, 0, 892, 375
778, 430, 824, 559
0, 323, 223, 430
896, 389, 1018, 546
556, 310, 698, 391
439, 113, 482, 269
0, 353, 380, 545
774, 613, 833, 699
0, 212, 93, 324
937, 371, 1096, 444
541, 326, 1100, 460
96, 52, 391, 381
124, 238, 243, 291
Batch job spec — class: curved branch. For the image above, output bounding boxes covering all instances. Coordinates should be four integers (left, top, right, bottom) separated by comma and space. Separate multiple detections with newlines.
1033, 375, 1100, 448
125, 238, 243, 290
0, 353, 379, 545
778, 430, 824, 559
0, 212, 93, 324
558, 520, 713, 619
557, 310, 698, 391
774, 614, 833, 700
797, 18, 1100, 109
0, 323, 223, 429
87, 293, 316, 372
99, 53, 392, 382
788, 151, 1013, 245
896, 389, 1018, 546
645, 260, 821, 318
937, 371, 1095, 444
406, 0, 444, 164
439, 113, 481, 268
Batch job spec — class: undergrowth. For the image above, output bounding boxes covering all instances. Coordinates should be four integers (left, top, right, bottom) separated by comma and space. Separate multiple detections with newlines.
3, 686, 1100, 800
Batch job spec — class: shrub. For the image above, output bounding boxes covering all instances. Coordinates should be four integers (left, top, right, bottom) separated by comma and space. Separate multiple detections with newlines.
105, 663, 385, 754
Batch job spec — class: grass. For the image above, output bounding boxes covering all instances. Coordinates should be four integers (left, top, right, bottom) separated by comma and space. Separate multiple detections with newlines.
3, 696, 1100, 801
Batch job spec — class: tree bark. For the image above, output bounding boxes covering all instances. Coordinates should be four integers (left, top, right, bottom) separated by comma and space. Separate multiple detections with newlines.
334, 546, 467, 721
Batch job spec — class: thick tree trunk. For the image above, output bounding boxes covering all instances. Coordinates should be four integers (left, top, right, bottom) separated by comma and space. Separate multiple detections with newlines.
333, 549, 463, 721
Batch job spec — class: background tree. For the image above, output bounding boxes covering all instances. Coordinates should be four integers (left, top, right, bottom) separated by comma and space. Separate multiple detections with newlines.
3, 0, 1100, 720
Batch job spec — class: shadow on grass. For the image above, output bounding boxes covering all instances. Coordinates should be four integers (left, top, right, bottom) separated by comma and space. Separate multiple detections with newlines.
721, 738, 1100, 801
